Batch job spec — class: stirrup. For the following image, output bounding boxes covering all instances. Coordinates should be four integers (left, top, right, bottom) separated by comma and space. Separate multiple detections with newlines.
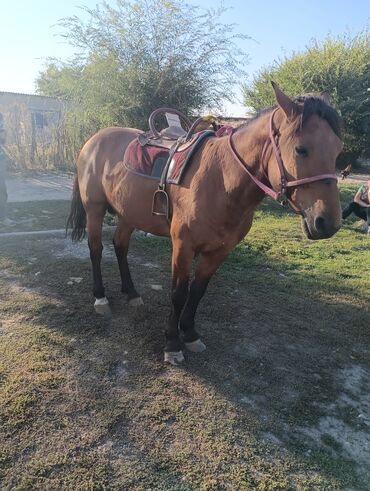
152, 188, 170, 220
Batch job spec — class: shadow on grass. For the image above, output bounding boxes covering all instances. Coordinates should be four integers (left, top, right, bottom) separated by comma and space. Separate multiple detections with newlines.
0, 200, 70, 233
0, 206, 369, 489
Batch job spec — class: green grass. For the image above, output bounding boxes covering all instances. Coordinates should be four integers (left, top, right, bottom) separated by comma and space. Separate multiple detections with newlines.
0, 182, 369, 490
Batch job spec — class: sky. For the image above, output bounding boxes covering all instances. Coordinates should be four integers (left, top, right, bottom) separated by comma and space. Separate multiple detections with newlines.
0, 0, 368, 116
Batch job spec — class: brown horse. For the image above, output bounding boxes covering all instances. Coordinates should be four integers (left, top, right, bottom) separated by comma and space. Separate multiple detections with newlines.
67, 83, 343, 364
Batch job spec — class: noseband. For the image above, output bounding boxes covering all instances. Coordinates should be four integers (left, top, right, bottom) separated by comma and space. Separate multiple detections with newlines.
228, 107, 338, 215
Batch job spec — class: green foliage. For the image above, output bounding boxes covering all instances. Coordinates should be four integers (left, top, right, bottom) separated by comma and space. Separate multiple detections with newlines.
243, 30, 370, 163
36, 0, 248, 134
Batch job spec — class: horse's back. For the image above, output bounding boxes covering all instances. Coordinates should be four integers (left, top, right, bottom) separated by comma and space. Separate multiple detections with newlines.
77, 127, 141, 205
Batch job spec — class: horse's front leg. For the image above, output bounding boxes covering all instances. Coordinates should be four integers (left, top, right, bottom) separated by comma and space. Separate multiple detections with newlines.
180, 248, 229, 352
164, 238, 193, 365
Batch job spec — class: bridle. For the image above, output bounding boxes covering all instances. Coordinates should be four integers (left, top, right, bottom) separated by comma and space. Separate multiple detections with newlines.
228, 107, 338, 215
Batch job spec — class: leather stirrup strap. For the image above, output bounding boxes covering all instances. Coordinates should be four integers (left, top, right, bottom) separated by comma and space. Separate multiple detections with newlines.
158, 139, 183, 190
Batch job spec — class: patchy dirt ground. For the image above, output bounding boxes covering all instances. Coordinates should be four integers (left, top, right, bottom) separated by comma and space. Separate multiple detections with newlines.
6, 173, 73, 202
0, 188, 370, 490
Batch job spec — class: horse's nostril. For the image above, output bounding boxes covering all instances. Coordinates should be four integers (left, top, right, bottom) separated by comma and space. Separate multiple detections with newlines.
315, 216, 326, 233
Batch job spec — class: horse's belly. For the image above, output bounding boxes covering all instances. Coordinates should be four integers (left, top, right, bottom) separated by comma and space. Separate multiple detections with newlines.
104, 170, 171, 237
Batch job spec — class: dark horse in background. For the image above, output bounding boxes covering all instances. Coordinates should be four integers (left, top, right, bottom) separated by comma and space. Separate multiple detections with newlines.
67, 83, 343, 365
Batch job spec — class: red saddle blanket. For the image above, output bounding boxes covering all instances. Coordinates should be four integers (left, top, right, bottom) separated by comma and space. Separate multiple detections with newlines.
123, 130, 214, 184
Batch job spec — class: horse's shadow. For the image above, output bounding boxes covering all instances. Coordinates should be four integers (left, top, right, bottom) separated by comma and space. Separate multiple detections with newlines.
123, 234, 370, 484
2, 229, 369, 488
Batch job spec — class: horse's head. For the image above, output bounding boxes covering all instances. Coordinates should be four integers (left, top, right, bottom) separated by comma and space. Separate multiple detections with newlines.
267, 83, 343, 240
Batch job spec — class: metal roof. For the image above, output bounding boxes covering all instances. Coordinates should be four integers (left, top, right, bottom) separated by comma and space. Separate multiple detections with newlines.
0, 91, 66, 101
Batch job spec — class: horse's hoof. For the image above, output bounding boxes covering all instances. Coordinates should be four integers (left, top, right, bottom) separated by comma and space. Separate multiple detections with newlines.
128, 296, 144, 307
94, 297, 111, 316
164, 350, 184, 365
185, 339, 206, 353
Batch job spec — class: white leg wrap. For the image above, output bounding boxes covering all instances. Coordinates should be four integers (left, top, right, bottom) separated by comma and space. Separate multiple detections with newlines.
185, 339, 206, 353
164, 350, 185, 365
94, 297, 109, 306
128, 296, 144, 307
94, 297, 111, 315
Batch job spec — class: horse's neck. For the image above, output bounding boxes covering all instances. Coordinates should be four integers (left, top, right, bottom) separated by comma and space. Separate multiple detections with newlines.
218, 112, 271, 205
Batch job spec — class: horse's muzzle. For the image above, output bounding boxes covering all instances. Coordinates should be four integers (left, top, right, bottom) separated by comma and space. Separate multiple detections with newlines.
301, 216, 341, 240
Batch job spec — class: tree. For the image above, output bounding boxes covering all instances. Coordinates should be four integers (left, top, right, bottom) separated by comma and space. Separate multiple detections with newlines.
243, 31, 370, 164
36, 0, 248, 133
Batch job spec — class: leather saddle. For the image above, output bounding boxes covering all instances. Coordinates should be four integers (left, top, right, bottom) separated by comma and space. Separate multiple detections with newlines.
138, 108, 205, 149
126, 108, 219, 219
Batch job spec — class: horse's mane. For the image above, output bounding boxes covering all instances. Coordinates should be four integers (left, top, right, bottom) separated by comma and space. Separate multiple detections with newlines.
292, 95, 342, 139
239, 94, 341, 139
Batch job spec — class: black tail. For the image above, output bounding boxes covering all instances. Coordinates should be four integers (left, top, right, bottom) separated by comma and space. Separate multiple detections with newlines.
66, 176, 86, 241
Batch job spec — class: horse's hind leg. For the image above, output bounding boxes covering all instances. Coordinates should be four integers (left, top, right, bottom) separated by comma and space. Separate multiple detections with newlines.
113, 219, 143, 306
86, 204, 110, 315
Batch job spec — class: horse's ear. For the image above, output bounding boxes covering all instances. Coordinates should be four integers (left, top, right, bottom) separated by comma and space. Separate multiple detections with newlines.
320, 90, 331, 104
271, 81, 298, 120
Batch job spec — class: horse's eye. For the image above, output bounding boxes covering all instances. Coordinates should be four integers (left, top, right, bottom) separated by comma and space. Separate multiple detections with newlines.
295, 146, 308, 157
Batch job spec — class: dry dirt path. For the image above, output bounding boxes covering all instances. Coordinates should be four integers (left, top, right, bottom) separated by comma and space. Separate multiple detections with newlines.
6, 172, 74, 202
